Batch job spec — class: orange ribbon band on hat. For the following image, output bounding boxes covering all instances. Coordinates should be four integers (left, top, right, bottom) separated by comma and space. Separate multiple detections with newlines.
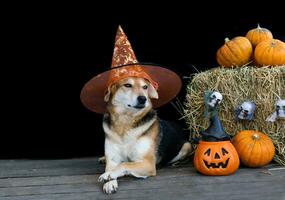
107, 65, 159, 89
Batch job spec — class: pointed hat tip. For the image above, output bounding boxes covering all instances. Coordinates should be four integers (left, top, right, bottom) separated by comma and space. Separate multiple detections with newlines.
111, 24, 138, 68
117, 25, 124, 33
115, 25, 127, 40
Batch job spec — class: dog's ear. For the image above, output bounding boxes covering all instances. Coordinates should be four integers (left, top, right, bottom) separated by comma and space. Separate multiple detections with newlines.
148, 83, 159, 99
104, 86, 112, 102
104, 84, 119, 102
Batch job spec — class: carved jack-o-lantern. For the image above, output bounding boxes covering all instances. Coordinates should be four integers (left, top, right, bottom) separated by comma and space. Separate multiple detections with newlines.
194, 92, 240, 175
194, 141, 240, 176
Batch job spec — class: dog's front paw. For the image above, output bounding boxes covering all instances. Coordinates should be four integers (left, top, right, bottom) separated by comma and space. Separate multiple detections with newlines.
98, 171, 111, 182
98, 171, 115, 182
103, 180, 118, 194
99, 170, 122, 182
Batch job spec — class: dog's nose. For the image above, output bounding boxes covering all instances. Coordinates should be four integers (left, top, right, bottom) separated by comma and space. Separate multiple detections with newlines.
137, 96, 147, 104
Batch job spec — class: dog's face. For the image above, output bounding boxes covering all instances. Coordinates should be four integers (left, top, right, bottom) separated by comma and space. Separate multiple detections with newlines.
104, 77, 158, 113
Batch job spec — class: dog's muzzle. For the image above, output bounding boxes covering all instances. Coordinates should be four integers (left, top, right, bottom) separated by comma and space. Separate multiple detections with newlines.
134, 96, 147, 109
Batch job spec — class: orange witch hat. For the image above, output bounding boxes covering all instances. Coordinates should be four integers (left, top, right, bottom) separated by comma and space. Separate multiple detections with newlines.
107, 26, 158, 89
80, 26, 181, 113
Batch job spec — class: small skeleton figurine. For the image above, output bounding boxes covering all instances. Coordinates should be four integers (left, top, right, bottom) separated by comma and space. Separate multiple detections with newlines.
266, 99, 285, 122
235, 101, 256, 121
204, 91, 223, 118
206, 91, 223, 108
199, 91, 231, 142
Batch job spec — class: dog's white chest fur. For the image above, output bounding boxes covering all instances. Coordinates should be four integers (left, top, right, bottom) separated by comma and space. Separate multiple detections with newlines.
105, 135, 151, 163
103, 118, 155, 163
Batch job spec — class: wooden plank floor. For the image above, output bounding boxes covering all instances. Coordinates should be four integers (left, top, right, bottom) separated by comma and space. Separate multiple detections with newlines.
0, 158, 284, 200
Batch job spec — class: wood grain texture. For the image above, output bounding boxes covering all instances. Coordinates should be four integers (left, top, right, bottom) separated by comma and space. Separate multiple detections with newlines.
0, 158, 284, 200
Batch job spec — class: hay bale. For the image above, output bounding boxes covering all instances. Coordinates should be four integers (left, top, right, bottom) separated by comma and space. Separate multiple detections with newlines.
184, 66, 285, 165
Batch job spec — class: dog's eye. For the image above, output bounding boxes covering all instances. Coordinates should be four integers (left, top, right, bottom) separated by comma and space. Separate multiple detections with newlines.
142, 85, 148, 90
124, 83, 132, 88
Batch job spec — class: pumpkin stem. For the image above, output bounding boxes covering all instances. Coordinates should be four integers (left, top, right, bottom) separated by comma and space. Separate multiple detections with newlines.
252, 133, 260, 140
257, 23, 261, 29
225, 38, 230, 43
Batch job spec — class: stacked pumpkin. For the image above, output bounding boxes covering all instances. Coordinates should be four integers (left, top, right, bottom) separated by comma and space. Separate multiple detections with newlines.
216, 24, 285, 67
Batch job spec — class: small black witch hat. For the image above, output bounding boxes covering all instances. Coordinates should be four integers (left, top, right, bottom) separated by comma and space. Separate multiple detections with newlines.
200, 112, 231, 141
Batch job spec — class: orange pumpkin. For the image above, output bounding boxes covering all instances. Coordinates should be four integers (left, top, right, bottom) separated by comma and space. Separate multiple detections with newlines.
216, 37, 253, 67
232, 130, 275, 167
194, 141, 240, 175
246, 24, 273, 48
254, 39, 285, 66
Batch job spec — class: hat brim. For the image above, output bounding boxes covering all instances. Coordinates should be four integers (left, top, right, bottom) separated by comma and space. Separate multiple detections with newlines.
80, 64, 182, 113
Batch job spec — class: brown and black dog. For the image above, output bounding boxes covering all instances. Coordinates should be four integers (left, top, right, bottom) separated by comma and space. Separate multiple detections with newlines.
98, 77, 192, 194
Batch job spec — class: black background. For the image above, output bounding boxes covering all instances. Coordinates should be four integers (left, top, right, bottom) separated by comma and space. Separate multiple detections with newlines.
2, 5, 284, 158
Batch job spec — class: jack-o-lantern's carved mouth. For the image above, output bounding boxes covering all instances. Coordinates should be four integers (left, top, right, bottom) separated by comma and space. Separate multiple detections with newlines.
203, 158, 230, 168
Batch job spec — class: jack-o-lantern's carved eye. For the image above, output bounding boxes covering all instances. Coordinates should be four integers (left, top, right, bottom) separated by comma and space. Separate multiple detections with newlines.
204, 148, 228, 158
222, 148, 229, 155
204, 148, 211, 156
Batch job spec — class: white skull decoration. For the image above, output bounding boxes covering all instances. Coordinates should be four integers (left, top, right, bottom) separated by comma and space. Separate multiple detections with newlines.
266, 99, 285, 122
235, 101, 256, 120
207, 91, 223, 108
